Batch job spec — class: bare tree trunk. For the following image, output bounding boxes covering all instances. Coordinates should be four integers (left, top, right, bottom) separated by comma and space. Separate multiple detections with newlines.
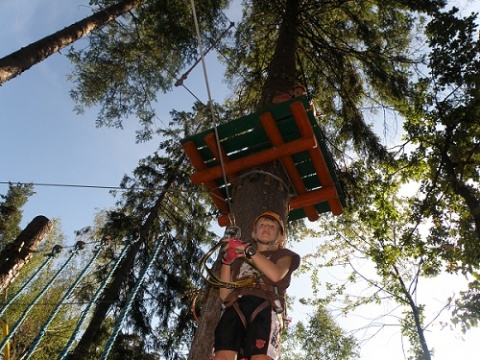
188, 1, 300, 358
187, 287, 223, 360
0, 0, 147, 85
0, 215, 52, 292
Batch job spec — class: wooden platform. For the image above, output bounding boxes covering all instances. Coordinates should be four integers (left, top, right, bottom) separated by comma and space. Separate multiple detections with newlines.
181, 95, 345, 226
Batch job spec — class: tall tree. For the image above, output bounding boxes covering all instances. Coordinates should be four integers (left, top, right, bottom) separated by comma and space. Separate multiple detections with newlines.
306, 166, 444, 359
401, 7, 480, 332
188, 1, 445, 358
70, 104, 221, 359
0, 0, 148, 85
54, 0, 453, 358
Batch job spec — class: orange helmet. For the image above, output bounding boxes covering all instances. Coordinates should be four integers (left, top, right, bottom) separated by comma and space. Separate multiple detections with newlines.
253, 211, 285, 235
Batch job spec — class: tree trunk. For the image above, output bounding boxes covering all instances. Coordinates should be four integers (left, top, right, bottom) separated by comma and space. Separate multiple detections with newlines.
70, 158, 182, 359
188, 1, 300, 358
0, 215, 52, 292
69, 237, 143, 359
441, 149, 480, 240
187, 287, 223, 360
0, 0, 147, 86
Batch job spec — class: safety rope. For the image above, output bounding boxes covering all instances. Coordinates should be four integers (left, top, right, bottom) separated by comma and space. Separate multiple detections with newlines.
198, 242, 260, 288
0, 245, 61, 319
58, 236, 137, 360
100, 223, 169, 360
0, 242, 83, 353
197, 224, 262, 289
21, 240, 106, 360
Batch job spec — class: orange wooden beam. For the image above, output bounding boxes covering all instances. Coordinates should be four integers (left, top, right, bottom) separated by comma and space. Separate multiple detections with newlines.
259, 111, 319, 222
290, 101, 344, 215
182, 141, 230, 215
190, 136, 317, 184
290, 186, 337, 209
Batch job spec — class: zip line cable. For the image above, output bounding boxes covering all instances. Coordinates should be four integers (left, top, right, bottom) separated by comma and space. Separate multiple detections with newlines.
100, 224, 169, 360
189, 0, 263, 289
21, 240, 107, 360
0, 242, 84, 353
58, 236, 137, 360
190, 0, 233, 217
0, 246, 61, 318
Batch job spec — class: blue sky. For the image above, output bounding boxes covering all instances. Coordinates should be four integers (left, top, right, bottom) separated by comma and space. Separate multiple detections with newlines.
2, 1, 480, 359
0, 0, 228, 238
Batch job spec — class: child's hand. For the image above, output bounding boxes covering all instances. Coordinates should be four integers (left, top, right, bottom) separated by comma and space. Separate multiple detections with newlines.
222, 239, 246, 265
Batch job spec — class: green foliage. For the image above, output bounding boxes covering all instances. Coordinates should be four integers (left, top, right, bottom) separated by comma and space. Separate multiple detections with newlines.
282, 304, 359, 360
61, 0, 480, 357
403, 7, 480, 272
302, 162, 442, 359
0, 182, 34, 246
0, 220, 78, 359
68, 0, 230, 142
452, 276, 480, 332
223, 0, 445, 160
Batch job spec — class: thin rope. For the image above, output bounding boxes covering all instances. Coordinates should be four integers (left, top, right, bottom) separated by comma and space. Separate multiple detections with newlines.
0, 181, 211, 194
190, 0, 233, 216
0, 246, 60, 318
0, 243, 82, 353
58, 236, 137, 360
100, 224, 168, 360
21, 241, 106, 360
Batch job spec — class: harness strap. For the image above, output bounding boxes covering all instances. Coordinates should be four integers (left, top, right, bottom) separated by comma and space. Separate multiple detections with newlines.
223, 281, 286, 328
249, 300, 271, 323
230, 299, 271, 329
231, 301, 247, 328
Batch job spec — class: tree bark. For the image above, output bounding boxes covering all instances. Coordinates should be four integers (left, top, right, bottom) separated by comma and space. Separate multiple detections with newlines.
187, 287, 223, 360
0, 215, 52, 292
0, 0, 147, 85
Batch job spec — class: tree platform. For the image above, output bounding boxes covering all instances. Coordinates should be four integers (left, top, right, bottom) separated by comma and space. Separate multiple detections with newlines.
181, 95, 345, 226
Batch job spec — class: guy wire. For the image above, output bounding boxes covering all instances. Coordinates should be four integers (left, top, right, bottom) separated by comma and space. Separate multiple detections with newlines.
190, 0, 233, 214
